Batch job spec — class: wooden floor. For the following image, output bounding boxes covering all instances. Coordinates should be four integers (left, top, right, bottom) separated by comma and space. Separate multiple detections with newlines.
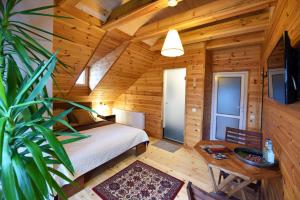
70, 138, 256, 200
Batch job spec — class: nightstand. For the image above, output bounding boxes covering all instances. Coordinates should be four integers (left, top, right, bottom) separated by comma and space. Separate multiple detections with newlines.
98, 115, 116, 123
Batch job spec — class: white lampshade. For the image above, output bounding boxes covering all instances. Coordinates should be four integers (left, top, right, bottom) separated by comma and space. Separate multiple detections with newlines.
161, 29, 184, 57
168, 0, 178, 7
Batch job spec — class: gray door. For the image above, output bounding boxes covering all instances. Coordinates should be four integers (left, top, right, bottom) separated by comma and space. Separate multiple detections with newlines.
163, 68, 186, 143
211, 72, 248, 140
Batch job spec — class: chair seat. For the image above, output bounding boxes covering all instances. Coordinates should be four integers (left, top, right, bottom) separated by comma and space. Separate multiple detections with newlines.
187, 182, 239, 200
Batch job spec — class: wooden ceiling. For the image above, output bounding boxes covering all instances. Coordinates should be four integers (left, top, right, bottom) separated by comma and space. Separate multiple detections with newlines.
53, 0, 276, 100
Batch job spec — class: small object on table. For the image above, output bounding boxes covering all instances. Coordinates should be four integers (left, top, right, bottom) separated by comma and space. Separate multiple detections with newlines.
234, 147, 278, 168
213, 153, 228, 160
200, 144, 232, 154
263, 138, 275, 164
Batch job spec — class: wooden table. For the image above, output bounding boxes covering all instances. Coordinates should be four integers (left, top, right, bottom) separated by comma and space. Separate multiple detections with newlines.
195, 141, 281, 200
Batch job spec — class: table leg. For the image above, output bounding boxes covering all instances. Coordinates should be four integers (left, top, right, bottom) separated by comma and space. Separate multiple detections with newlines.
237, 178, 247, 200
208, 166, 218, 192
218, 174, 236, 191
227, 178, 254, 198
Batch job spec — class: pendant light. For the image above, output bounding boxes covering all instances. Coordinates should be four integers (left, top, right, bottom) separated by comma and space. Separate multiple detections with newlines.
161, 29, 184, 57
168, 0, 178, 7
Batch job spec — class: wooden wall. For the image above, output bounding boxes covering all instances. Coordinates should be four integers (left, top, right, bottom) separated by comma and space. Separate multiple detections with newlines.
53, 8, 105, 96
261, 0, 300, 199
202, 45, 262, 140
90, 42, 157, 102
114, 44, 206, 147
202, 51, 213, 140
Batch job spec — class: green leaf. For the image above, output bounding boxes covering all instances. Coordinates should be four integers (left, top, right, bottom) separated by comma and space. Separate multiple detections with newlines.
0, 117, 7, 165
43, 107, 73, 128
1, 132, 20, 200
24, 161, 49, 198
6, 0, 16, 14
11, 36, 33, 72
11, 5, 56, 15
34, 125, 74, 173
11, 21, 71, 41
50, 98, 100, 115
6, 58, 18, 105
23, 138, 67, 199
15, 54, 56, 104
12, 153, 36, 200
26, 56, 57, 102
47, 167, 73, 184
0, 73, 7, 108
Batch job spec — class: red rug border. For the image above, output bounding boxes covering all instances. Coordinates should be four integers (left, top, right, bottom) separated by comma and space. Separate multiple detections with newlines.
92, 160, 185, 200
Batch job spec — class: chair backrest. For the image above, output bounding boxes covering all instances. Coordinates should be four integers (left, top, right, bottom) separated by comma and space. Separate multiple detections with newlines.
225, 127, 262, 150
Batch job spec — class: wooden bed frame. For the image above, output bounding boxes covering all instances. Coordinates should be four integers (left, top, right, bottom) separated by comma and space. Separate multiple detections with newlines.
55, 142, 147, 200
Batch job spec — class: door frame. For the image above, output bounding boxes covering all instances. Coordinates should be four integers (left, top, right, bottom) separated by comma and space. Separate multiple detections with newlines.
268, 68, 285, 98
210, 71, 248, 140
162, 67, 187, 143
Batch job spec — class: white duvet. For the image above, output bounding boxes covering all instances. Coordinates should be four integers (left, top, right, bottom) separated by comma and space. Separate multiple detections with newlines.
55, 123, 149, 186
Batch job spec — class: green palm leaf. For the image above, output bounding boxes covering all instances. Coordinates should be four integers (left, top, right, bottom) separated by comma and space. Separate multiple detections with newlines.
0, 1, 95, 199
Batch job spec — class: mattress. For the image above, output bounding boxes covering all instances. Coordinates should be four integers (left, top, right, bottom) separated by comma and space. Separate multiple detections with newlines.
55, 123, 149, 186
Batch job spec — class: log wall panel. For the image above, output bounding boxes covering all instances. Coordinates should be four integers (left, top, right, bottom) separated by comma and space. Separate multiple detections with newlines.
210, 45, 262, 132
262, 0, 300, 199
202, 51, 213, 140
53, 7, 105, 96
114, 45, 206, 147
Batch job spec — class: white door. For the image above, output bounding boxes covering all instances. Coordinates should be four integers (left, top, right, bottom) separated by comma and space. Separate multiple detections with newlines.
210, 72, 248, 140
163, 68, 186, 143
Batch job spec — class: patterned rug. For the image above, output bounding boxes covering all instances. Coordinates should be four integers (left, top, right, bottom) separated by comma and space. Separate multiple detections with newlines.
92, 160, 184, 200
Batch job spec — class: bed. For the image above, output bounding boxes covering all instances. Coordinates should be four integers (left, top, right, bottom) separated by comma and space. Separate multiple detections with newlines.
56, 123, 149, 186
53, 103, 149, 199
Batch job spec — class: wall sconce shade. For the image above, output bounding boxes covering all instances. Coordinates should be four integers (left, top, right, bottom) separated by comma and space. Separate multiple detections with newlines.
168, 0, 178, 7
161, 29, 184, 57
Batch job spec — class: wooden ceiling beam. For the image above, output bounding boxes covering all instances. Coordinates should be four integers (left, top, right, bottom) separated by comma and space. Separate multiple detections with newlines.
57, 0, 81, 7
150, 11, 269, 51
102, 0, 167, 31
57, 0, 103, 27
133, 0, 275, 42
206, 31, 265, 50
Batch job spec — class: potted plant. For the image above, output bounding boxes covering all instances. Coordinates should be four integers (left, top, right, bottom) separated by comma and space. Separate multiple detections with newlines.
0, 1, 93, 199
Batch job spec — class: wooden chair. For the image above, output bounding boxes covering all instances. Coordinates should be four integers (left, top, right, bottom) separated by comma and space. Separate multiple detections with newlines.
225, 127, 262, 150
187, 182, 239, 200
218, 127, 263, 199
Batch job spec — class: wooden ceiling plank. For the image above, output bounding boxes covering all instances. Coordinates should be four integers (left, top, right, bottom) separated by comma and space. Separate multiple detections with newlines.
150, 11, 269, 51
102, 0, 164, 30
133, 0, 275, 42
206, 31, 265, 50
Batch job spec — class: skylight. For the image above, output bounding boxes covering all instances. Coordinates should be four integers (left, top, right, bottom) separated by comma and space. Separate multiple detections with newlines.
76, 70, 86, 85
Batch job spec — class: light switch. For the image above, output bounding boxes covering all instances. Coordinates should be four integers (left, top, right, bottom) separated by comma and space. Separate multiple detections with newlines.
250, 114, 255, 120
192, 108, 197, 113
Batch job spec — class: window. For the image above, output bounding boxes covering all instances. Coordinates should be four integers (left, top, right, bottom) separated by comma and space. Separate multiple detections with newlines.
76, 70, 87, 85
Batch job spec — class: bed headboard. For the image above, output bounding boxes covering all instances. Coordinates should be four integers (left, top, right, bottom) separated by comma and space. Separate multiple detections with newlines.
53, 102, 92, 110
112, 108, 145, 130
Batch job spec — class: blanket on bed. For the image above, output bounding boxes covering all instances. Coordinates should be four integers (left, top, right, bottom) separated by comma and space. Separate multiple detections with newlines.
55, 123, 149, 186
